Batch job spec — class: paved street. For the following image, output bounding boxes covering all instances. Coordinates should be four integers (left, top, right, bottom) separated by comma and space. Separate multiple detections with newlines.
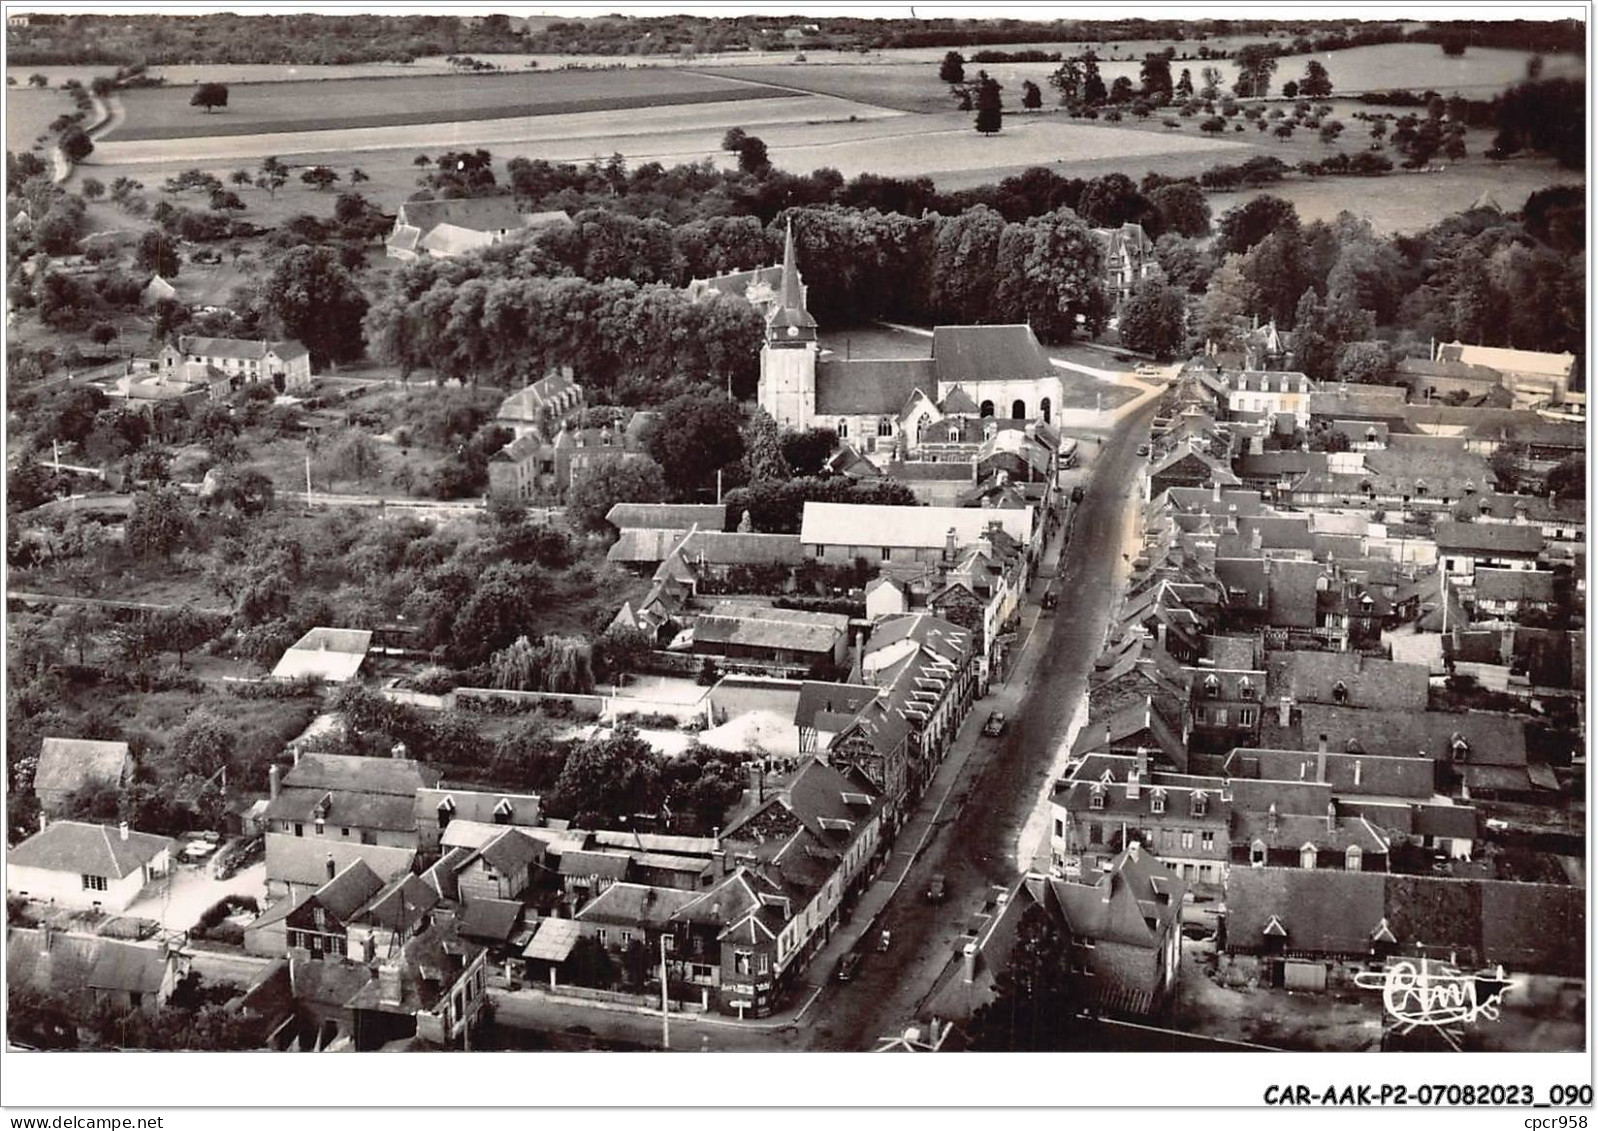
487, 396, 1158, 1051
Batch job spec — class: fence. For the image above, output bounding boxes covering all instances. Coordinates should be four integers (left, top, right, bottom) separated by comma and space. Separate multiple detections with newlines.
523, 982, 706, 1014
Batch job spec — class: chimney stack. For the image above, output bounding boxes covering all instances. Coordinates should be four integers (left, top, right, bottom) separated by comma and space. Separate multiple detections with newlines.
326, 854, 336, 881
1127, 839, 1141, 863
1316, 734, 1328, 785
962, 942, 978, 984
1134, 744, 1149, 780
1212, 481, 1222, 503
1267, 802, 1278, 833
1278, 696, 1293, 728
1353, 760, 1362, 788
1326, 801, 1337, 833
1250, 527, 1263, 553
944, 528, 957, 562
269, 764, 282, 801
392, 742, 408, 760
1125, 768, 1141, 801
118, 821, 129, 842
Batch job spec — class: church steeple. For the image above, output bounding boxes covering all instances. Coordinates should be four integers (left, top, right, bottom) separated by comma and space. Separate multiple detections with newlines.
767, 219, 816, 343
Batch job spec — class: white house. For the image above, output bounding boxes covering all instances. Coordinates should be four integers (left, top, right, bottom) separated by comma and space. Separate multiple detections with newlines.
158, 335, 313, 391
7, 821, 171, 913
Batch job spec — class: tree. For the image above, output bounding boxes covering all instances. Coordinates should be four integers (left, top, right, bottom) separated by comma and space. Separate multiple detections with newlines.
1117, 279, 1186, 360
229, 169, 254, 188
1489, 442, 1525, 493
28, 73, 48, 88
318, 429, 381, 485
567, 457, 669, 533
256, 156, 288, 197
741, 408, 792, 483
124, 486, 192, 561
1139, 51, 1173, 104
1217, 195, 1299, 256
720, 127, 747, 153
87, 321, 119, 348
938, 51, 965, 84
1175, 68, 1194, 101
261, 245, 368, 370
1546, 454, 1584, 499
546, 725, 664, 829
736, 135, 770, 175
1231, 43, 1279, 98
1021, 80, 1042, 111
1148, 181, 1210, 237
350, 167, 370, 184
1281, 79, 1300, 99
968, 902, 1080, 1050
1196, 253, 1259, 350
168, 709, 234, 778
79, 177, 105, 200
779, 427, 838, 476
1048, 58, 1082, 106
1108, 76, 1135, 104
647, 394, 745, 498
973, 72, 1004, 135
1081, 56, 1107, 105
208, 188, 245, 212
58, 603, 107, 666
300, 166, 339, 191
1333, 340, 1393, 384
190, 83, 229, 113
1199, 65, 1223, 101
59, 127, 93, 165
1301, 60, 1333, 99
200, 464, 274, 516
153, 606, 216, 668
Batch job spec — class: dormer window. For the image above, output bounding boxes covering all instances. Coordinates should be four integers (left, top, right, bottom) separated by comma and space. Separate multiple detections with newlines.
1204, 675, 1220, 699
1150, 791, 1166, 815
1346, 845, 1363, 870
1192, 791, 1207, 817
947, 426, 960, 442
1238, 678, 1255, 701
1250, 840, 1266, 866
1089, 786, 1105, 811
1451, 736, 1469, 763
1332, 680, 1348, 704
1300, 845, 1317, 870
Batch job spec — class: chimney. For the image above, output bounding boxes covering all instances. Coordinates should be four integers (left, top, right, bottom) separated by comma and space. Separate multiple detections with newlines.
293, 747, 302, 767
392, 742, 408, 760
1212, 482, 1222, 503
1326, 801, 1337, 833
269, 764, 281, 801
1125, 768, 1141, 801
1278, 696, 1293, 727
1127, 839, 1141, 863
1354, 760, 1362, 788
962, 942, 978, 984
1316, 734, 1328, 785
1250, 527, 1263, 553
326, 854, 336, 881
1267, 802, 1278, 833
119, 821, 129, 842
1134, 744, 1149, 780
377, 963, 403, 1007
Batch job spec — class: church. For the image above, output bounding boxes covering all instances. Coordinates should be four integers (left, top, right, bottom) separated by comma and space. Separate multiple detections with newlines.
747, 223, 1069, 457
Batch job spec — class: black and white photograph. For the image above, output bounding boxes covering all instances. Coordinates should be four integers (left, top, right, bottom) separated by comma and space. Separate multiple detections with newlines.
0, 0, 1590, 1120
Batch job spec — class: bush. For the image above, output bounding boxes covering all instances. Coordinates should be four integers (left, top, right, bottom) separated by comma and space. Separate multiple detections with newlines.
191, 893, 259, 940
615, 711, 680, 730
227, 675, 323, 699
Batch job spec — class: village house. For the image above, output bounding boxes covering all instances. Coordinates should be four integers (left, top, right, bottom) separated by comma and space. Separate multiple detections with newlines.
156, 334, 313, 391
1433, 520, 1546, 580
415, 786, 542, 853
269, 626, 373, 684
263, 751, 438, 900
8, 930, 192, 1017
687, 601, 852, 671
488, 417, 654, 504
1435, 341, 1577, 407
494, 367, 583, 439
385, 197, 571, 261
32, 737, 133, 818
1224, 370, 1316, 427
1468, 567, 1559, 621
1091, 222, 1159, 306
453, 827, 545, 902
7, 820, 171, 913
342, 920, 489, 1050
799, 502, 1036, 571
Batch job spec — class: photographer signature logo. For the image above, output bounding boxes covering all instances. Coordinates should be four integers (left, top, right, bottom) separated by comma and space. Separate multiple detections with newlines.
1353, 958, 1514, 1032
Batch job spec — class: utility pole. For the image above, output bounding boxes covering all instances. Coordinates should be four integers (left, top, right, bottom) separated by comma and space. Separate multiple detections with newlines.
660, 933, 671, 1051
305, 451, 313, 505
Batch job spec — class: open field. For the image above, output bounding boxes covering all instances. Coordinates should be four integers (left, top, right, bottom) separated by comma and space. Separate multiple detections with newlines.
106, 69, 795, 142
88, 91, 898, 170
1207, 157, 1583, 235
6, 87, 71, 152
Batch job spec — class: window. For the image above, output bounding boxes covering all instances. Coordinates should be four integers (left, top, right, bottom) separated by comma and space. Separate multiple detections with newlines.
1053, 818, 1064, 838
1089, 789, 1104, 811
1192, 792, 1207, 817
81, 874, 108, 892
314, 818, 325, 836
662, 935, 675, 953
596, 928, 607, 946
1238, 679, 1255, 700
1088, 823, 1102, 844
1201, 832, 1214, 852
735, 951, 753, 976
1150, 793, 1165, 814
294, 823, 304, 838
620, 930, 632, 945
1204, 675, 1220, 698
1346, 845, 1363, 870
1181, 830, 1194, 851
341, 827, 350, 838
758, 953, 770, 975
877, 418, 892, 438
313, 907, 327, 931
837, 420, 849, 438
1250, 841, 1266, 866
881, 547, 892, 561
1212, 708, 1228, 726
1332, 681, 1348, 704
1238, 707, 1256, 727
1300, 845, 1317, 869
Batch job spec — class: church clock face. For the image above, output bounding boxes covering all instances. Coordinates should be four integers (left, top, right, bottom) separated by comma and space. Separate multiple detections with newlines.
787, 326, 799, 338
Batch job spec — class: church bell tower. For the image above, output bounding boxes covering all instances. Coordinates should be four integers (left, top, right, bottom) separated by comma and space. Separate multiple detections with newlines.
758, 220, 818, 430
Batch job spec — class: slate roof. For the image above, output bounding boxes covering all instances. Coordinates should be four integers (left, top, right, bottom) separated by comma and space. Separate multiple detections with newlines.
417, 788, 541, 830
932, 325, 1054, 385
6, 929, 101, 1000
1266, 651, 1431, 711
267, 787, 418, 834
422, 846, 474, 903
1361, 435, 1495, 498
793, 681, 879, 732
397, 197, 568, 236
87, 941, 168, 996
558, 850, 632, 881
1224, 866, 1388, 955
312, 859, 386, 921
9, 821, 169, 879
884, 460, 978, 482
345, 920, 484, 1016
497, 369, 581, 421
693, 603, 849, 655
1262, 704, 1529, 767
574, 882, 697, 929
1225, 747, 1436, 799
605, 503, 726, 531
1472, 568, 1556, 604
1437, 342, 1575, 379
178, 334, 309, 361
1044, 846, 1185, 951
354, 873, 440, 933
478, 828, 543, 874
274, 752, 440, 798
266, 836, 415, 890
1433, 521, 1545, 556
34, 738, 131, 798
457, 898, 524, 944
814, 358, 936, 416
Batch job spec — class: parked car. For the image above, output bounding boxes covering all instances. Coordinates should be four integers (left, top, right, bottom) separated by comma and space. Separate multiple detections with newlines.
877, 929, 892, 952
927, 873, 947, 903
835, 951, 861, 982
1136, 443, 1151, 457
1135, 363, 1161, 375
982, 712, 1008, 737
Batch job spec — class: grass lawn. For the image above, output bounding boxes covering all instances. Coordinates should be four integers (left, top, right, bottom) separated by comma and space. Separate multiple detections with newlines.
5, 86, 73, 152
107, 69, 796, 142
